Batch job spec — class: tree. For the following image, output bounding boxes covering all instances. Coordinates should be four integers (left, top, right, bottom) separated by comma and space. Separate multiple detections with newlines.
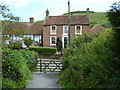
0, 3, 20, 33
24, 38, 33, 48
0, 4, 20, 46
107, 2, 120, 59
107, 2, 120, 31
56, 37, 62, 52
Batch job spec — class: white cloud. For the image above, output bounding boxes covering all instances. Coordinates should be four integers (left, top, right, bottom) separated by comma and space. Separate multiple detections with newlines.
2, 0, 120, 9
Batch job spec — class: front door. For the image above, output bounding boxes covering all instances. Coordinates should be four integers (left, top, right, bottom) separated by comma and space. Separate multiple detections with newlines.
62, 36, 68, 48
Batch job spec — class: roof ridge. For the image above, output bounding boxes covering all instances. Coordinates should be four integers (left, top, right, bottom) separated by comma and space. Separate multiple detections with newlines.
48, 15, 87, 17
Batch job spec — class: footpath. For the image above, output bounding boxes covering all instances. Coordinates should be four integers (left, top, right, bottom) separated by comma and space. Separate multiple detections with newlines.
25, 72, 61, 88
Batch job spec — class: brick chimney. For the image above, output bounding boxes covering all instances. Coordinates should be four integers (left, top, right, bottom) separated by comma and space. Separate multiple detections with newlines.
86, 8, 89, 15
46, 9, 49, 17
30, 17, 34, 23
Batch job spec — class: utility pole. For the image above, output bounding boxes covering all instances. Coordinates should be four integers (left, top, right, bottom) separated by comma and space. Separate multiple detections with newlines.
68, 0, 71, 45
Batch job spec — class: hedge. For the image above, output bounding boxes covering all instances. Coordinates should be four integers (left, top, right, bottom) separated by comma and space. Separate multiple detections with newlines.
2, 49, 38, 88
59, 30, 120, 88
29, 47, 57, 55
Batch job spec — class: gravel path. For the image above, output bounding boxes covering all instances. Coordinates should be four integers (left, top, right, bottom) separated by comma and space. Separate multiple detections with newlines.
25, 72, 61, 88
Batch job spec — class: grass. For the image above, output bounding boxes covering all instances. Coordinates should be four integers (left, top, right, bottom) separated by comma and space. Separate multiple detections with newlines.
63, 12, 109, 28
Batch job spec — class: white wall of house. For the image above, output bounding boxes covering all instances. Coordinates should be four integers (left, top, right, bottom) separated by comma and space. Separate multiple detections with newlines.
3, 34, 42, 47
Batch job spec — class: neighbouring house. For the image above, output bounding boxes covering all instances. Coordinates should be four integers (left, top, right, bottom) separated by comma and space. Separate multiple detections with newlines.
90, 24, 104, 35
2, 18, 43, 47
43, 8, 90, 48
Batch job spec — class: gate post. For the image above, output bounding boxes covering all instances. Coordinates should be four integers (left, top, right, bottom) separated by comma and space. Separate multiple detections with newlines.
40, 59, 42, 72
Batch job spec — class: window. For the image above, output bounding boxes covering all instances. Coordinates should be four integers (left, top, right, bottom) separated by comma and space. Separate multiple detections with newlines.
63, 25, 68, 34
50, 36, 56, 46
75, 25, 82, 35
50, 25, 57, 34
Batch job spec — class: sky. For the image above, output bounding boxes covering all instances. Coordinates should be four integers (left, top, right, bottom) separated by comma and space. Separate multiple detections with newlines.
1, 0, 120, 22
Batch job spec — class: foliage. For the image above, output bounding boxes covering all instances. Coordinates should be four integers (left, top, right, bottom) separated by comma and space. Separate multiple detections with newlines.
107, 2, 120, 58
2, 78, 17, 88
23, 37, 33, 48
56, 37, 62, 52
19, 50, 38, 70
29, 47, 57, 55
59, 30, 120, 88
0, 3, 20, 34
8, 41, 22, 50
2, 48, 37, 88
107, 3, 120, 30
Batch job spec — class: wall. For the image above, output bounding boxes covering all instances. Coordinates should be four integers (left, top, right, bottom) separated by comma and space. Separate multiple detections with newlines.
43, 24, 90, 47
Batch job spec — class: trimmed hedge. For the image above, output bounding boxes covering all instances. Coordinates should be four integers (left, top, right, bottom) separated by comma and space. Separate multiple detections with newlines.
29, 47, 57, 55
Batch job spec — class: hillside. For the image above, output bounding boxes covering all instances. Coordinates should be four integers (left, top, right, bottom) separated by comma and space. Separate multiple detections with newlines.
63, 12, 110, 28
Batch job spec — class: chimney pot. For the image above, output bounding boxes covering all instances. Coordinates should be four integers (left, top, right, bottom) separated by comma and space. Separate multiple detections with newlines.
86, 8, 89, 15
30, 17, 34, 23
46, 9, 49, 17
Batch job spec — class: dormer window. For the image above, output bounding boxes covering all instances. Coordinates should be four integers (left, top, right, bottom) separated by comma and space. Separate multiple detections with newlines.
50, 25, 57, 34
63, 25, 68, 35
75, 25, 82, 35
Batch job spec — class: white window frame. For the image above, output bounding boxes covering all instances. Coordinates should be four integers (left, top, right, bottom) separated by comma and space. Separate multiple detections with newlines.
50, 25, 57, 34
50, 36, 56, 46
63, 25, 68, 35
75, 25, 82, 35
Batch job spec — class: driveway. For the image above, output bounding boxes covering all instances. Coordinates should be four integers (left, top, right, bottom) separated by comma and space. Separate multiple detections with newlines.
25, 72, 61, 88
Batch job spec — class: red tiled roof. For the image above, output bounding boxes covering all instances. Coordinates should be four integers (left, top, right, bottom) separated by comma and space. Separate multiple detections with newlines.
90, 24, 104, 34
43, 15, 90, 25
2, 23, 43, 35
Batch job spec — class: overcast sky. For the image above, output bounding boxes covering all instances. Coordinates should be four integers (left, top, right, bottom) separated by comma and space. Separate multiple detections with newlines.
1, 0, 120, 22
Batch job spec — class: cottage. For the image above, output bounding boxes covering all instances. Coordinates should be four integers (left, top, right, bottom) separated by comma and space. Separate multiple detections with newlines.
43, 9, 90, 48
2, 18, 43, 47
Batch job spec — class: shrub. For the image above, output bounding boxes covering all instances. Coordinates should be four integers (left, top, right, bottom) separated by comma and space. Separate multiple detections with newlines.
59, 29, 120, 88
19, 50, 38, 70
24, 38, 33, 48
2, 78, 17, 88
56, 37, 62, 52
2, 48, 32, 88
9, 41, 22, 50
29, 47, 57, 55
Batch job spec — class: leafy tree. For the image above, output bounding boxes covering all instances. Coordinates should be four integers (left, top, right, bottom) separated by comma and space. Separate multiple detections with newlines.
24, 37, 33, 48
107, 2, 120, 30
0, 3, 20, 33
56, 37, 62, 52
107, 2, 120, 57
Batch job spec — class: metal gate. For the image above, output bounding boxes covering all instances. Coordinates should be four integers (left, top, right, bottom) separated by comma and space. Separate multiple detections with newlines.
37, 59, 63, 73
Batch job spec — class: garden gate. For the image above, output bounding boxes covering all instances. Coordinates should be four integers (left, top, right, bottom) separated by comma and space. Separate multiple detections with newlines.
37, 59, 63, 73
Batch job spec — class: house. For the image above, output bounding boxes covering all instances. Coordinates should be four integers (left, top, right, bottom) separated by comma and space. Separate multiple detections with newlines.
2, 18, 43, 47
43, 8, 90, 48
90, 24, 104, 35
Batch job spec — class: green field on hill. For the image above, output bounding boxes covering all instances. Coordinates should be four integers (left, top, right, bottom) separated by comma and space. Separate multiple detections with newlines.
63, 12, 110, 28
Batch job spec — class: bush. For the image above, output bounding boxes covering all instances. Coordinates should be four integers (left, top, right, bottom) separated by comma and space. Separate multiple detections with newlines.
2, 48, 32, 88
24, 38, 33, 48
59, 29, 120, 88
2, 78, 17, 88
9, 41, 22, 50
29, 47, 57, 55
20, 50, 38, 70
